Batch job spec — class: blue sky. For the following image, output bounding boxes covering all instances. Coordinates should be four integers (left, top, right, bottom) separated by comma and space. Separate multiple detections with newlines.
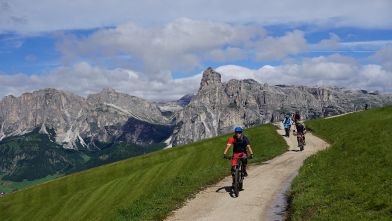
0, 0, 391, 100
1, 27, 391, 75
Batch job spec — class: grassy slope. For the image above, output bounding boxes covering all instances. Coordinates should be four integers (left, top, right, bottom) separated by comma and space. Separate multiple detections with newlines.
0, 129, 85, 182
0, 124, 287, 221
0, 175, 59, 193
0, 128, 165, 191
289, 106, 392, 221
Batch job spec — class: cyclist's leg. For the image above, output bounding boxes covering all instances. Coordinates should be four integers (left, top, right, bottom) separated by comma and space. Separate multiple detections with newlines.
300, 133, 304, 143
243, 157, 248, 176
231, 153, 240, 186
231, 157, 236, 176
231, 167, 235, 186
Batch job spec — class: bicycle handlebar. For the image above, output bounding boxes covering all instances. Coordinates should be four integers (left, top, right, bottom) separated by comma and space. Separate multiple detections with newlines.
224, 155, 253, 160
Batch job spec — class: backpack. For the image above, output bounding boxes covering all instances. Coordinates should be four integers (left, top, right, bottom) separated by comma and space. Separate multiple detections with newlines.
232, 135, 250, 153
284, 117, 290, 125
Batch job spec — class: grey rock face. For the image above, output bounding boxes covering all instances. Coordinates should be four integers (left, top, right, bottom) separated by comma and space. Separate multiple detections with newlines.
0, 88, 172, 149
176, 94, 193, 107
170, 68, 392, 146
87, 88, 170, 124
155, 94, 194, 118
1, 68, 391, 149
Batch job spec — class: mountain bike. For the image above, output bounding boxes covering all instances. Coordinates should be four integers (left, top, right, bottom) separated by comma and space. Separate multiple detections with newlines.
297, 133, 305, 151
225, 154, 249, 197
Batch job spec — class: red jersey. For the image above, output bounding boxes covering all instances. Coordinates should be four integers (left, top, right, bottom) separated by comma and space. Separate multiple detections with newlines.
227, 135, 250, 153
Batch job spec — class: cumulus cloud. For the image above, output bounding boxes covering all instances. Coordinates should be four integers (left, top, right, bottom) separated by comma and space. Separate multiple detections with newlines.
216, 55, 392, 92
1, 54, 391, 101
311, 33, 341, 50
2, 0, 392, 34
56, 18, 265, 79
0, 0, 27, 33
0, 62, 201, 100
255, 30, 308, 60
58, 23, 332, 76
372, 44, 392, 71
206, 47, 247, 62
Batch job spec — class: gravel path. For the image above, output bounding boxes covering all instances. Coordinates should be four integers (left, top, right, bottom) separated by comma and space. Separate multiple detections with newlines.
166, 124, 329, 221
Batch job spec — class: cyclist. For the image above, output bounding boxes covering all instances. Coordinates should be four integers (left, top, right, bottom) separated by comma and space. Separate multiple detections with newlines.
283, 115, 293, 137
295, 121, 306, 148
223, 127, 254, 180
293, 111, 301, 123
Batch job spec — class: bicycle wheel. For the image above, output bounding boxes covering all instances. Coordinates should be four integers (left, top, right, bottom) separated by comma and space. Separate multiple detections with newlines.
299, 136, 304, 151
239, 160, 244, 190
233, 167, 239, 197
234, 160, 243, 197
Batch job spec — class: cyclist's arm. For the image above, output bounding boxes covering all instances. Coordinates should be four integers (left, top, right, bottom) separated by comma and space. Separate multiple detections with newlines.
224, 137, 234, 155
246, 145, 254, 155
223, 144, 231, 155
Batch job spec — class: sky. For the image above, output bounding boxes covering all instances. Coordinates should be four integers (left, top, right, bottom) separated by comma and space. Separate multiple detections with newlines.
0, 0, 392, 100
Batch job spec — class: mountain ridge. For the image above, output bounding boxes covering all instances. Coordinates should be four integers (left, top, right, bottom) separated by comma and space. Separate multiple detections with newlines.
170, 67, 392, 146
0, 87, 174, 150
1, 67, 392, 182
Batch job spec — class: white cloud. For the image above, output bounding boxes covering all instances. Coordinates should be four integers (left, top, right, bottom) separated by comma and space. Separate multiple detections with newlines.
0, 62, 201, 101
357, 65, 391, 89
311, 33, 341, 50
2, 55, 391, 101
0, 0, 26, 33
2, 0, 392, 34
53, 18, 387, 77
56, 18, 265, 79
255, 30, 308, 60
206, 47, 247, 62
216, 55, 392, 93
372, 44, 392, 71
55, 21, 356, 85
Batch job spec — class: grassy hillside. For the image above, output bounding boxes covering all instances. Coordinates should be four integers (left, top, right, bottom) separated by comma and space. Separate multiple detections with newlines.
289, 106, 392, 220
0, 124, 287, 221
0, 128, 85, 182
0, 175, 59, 193
0, 128, 164, 191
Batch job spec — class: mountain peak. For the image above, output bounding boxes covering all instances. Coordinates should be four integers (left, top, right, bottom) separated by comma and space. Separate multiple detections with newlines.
177, 94, 193, 106
199, 67, 222, 91
100, 87, 117, 94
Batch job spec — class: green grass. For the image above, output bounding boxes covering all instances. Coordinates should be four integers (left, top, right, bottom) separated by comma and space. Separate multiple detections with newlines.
0, 129, 85, 182
0, 124, 287, 221
0, 127, 166, 185
0, 175, 59, 193
289, 106, 392, 221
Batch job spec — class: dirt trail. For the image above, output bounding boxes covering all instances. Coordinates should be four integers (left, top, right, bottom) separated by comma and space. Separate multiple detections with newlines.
166, 124, 329, 221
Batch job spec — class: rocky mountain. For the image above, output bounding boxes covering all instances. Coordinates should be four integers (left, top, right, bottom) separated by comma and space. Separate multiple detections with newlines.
88, 88, 170, 124
0, 88, 174, 150
155, 94, 193, 115
0, 88, 177, 181
170, 67, 392, 146
1, 67, 392, 182
0, 126, 164, 182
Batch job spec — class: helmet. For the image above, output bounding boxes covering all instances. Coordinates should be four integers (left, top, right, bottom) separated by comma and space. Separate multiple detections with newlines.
234, 127, 243, 133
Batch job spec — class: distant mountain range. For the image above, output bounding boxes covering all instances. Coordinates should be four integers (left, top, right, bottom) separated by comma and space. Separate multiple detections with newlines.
170, 67, 392, 145
0, 88, 190, 181
1, 67, 391, 182
0, 88, 193, 149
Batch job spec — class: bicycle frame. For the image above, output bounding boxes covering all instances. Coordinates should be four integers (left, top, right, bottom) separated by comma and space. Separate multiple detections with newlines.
297, 133, 305, 151
226, 155, 248, 197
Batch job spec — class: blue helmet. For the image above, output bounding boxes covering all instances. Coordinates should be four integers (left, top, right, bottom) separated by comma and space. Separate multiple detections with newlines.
234, 127, 243, 133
